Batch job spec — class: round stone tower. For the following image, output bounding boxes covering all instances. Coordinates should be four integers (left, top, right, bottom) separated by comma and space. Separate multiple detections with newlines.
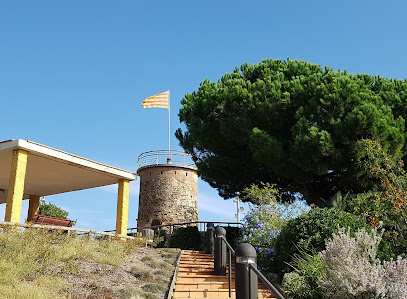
137, 150, 198, 230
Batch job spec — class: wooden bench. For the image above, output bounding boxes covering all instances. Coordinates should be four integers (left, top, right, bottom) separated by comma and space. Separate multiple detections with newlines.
31, 214, 74, 227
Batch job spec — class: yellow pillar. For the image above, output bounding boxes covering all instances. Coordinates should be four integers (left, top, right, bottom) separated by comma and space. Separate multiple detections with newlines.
5, 149, 28, 223
116, 179, 130, 236
27, 195, 40, 222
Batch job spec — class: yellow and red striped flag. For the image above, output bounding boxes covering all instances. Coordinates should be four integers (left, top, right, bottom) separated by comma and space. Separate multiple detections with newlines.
141, 90, 169, 109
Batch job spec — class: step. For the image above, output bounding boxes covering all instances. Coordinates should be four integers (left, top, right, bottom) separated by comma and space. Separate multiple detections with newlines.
172, 289, 275, 299
179, 262, 215, 267
173, 289, 236, 298
177, 275, 235, 283
176, 281, 271, 290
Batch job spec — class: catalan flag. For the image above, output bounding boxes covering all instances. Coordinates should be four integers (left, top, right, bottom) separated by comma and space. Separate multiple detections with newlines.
142, 90, 169, 109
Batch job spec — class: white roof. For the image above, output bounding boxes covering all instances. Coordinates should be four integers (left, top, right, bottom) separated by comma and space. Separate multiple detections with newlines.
0, 139, 137, 203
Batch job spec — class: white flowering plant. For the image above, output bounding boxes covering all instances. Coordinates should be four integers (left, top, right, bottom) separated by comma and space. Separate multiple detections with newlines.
319, 227, 407, 298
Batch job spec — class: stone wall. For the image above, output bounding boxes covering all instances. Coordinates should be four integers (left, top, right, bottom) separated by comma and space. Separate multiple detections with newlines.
137, 165, 198, 230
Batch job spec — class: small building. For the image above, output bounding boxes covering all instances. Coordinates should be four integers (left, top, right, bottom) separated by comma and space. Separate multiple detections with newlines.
0, 139, 137, 235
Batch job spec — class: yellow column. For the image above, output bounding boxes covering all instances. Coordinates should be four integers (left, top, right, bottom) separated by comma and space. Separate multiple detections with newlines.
116, 179, 130, 236
5, 149, 28, 223
27, 195, 40, 222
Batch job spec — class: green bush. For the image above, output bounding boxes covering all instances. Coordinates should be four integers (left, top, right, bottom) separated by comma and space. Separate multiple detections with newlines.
38, 201, 69, 219
282, 272, 313, 299
167, 226, 203, 250
153, 230, 168, 248
282, 250, 324, 298
273, 208, 370, 274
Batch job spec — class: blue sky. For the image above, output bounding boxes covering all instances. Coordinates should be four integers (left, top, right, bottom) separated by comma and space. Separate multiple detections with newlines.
0, 1, 406, 231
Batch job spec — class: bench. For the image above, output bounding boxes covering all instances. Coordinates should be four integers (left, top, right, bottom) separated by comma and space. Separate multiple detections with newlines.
31, 214, 74, 227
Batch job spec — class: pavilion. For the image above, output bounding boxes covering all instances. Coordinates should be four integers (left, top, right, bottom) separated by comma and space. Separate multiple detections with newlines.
0, 139, 137, 236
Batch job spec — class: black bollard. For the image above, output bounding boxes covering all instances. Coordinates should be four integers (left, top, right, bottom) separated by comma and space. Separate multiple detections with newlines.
214, 226, 227, 275
206, 222, 215, 254
235, 243, 258, 299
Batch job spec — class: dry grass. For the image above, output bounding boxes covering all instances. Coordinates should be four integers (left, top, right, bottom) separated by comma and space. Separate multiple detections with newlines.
0, 227, 180, 298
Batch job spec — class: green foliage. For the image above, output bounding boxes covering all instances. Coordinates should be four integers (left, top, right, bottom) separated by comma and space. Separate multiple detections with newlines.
351, 139, 407, 259
242, 183, 309, 271
282, 272, 313, 299
167, 226, 203, 250
176, 58, 407, 205
152, 229, 168, 248
38, 201, 69, 219
273, 208, 370, 274
282, 249, 324, 299
242, 182, 279, 205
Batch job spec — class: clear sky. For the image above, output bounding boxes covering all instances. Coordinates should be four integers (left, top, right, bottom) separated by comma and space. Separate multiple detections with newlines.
0, 1, 406, 231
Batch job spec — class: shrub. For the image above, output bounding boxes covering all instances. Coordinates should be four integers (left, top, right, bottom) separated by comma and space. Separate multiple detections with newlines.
282, 272, 313, 299
241, 183, 309, 271
152, 229, 168, 248
273, 208, 370, 274
167, 226, 203, 250
242, 204, 281, 270
319, 227, 407, 298
282, 249, 324, 298
38, 201, 69, 219
353, 139, 407, 259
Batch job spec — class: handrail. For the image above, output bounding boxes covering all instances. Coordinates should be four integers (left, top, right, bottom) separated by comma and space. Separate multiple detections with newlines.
248, 263, 288, 299
0, 221, 136, 241
137, 150, 196, 169
165, 249, 183, 299
220, 235, 235, 254
106, 221, 242, 234
219, 235, 235, 298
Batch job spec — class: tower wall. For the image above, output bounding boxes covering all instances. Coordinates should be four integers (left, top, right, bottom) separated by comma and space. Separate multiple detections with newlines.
137, 165, 198, 229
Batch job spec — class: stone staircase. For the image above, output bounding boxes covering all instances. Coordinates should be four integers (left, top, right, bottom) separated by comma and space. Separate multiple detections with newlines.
172, 250, 277, 299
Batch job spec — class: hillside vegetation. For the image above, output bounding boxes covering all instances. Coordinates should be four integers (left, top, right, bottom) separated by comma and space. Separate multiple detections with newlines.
0, 227, 179, 299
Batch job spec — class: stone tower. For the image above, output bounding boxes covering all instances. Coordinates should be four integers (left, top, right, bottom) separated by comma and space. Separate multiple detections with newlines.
137, 150, 198, 230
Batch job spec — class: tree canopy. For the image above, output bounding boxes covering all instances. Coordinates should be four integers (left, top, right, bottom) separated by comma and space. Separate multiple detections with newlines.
39, 201, 69, 219
176, 59, 407, 205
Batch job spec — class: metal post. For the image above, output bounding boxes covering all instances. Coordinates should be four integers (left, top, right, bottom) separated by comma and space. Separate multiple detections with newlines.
235, 243, 258, 299
214, 226, 227, 275
206, 222, 215, 254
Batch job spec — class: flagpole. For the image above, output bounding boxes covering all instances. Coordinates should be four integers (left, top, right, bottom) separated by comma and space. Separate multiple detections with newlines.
168, 89, 171, 159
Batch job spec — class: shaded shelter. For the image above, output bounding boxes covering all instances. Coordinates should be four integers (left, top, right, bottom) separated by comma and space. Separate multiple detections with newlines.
0, 139, 137, 235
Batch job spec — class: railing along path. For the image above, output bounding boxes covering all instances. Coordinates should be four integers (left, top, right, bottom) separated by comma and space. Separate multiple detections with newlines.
0, 221, 135, 241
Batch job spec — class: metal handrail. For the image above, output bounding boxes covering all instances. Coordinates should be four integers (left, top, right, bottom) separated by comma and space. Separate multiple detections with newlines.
248, 263, 288, 299
112, 221, 242, 235
219, 236, 235, 298
217, 236, 288, 299
137, 150, 196, 169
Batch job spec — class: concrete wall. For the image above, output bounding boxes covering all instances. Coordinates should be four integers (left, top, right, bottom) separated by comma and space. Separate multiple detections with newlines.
137, 165, 198, 229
